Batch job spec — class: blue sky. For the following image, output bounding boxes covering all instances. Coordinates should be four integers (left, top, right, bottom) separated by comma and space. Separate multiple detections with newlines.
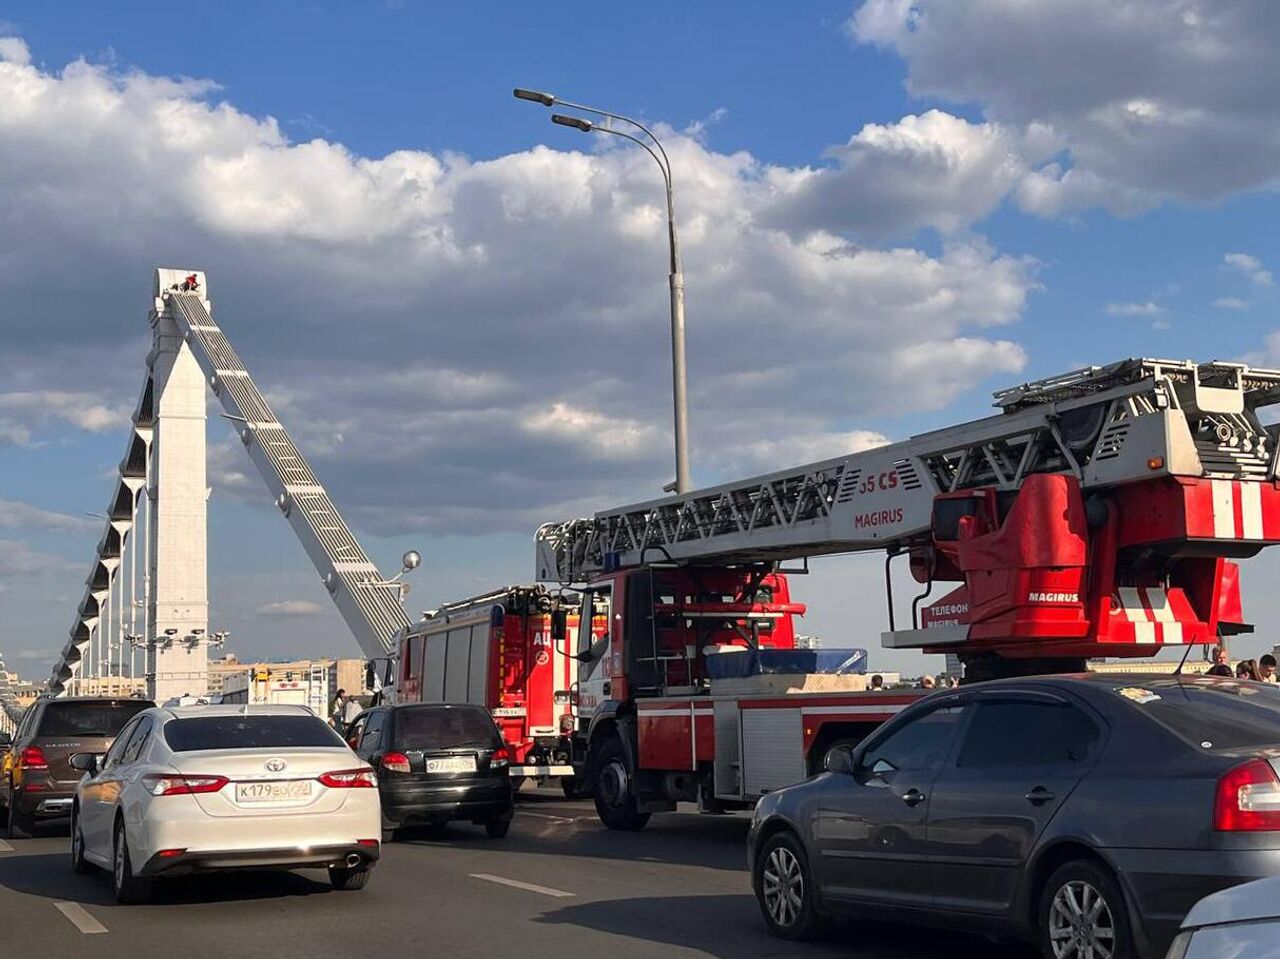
4, 1, 1280, 680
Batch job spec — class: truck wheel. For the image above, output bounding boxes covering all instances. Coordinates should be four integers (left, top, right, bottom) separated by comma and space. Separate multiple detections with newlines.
590, 736, 650, 831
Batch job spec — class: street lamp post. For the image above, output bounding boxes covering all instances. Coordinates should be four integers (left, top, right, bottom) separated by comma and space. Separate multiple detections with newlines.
515, 88, 693, 495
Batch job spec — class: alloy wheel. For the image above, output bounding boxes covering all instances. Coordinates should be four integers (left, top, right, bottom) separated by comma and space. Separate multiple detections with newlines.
1049, 879, 1116, 959
761, 845, 804, 928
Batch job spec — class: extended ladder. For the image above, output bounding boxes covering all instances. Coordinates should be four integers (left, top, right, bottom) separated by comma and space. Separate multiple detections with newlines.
537, 358, 1280, 583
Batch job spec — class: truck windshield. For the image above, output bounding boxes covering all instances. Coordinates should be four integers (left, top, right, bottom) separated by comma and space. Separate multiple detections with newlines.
394, 706, 500, 750
38, 701, 152, 737
164, 715, 344, 752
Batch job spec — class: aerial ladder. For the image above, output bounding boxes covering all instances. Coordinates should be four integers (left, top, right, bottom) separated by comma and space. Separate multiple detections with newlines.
534, 359, 1280, 827
160, 271, 411, 660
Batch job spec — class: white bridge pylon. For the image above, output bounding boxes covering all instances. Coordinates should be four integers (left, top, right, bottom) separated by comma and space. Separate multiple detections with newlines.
48, 269, 409, 701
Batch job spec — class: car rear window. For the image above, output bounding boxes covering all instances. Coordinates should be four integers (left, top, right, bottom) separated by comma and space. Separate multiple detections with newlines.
1105, 679, 1280, 750
163, 715, 345, 752
37, 701, 152, 737
394, 707, 500, 750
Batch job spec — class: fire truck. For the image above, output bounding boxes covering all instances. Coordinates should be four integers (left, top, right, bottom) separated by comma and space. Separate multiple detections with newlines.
535, 359, 1277, 829
394, 586, 606, 792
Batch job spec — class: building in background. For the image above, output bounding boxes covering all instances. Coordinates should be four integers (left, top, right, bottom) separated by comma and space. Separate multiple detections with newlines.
217, 656, 371, 716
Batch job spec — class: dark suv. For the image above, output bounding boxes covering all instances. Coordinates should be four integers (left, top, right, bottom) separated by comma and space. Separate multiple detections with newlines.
3, 697, 153, 838
346, 703, 514, 839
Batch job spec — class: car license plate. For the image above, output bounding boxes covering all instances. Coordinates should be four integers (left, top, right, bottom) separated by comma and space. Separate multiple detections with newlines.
426, 756, 477, 774
235, 780, 312, 803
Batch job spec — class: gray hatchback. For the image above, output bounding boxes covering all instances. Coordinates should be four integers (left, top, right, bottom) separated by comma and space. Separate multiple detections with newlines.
748, 673, 1280, 959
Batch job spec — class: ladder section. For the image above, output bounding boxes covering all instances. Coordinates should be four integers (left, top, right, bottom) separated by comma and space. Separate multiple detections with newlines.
537, 359, 1280, 583
165, 289, 409, 656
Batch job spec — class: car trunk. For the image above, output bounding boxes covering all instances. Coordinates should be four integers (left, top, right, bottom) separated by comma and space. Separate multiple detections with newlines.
170, 748, 362, 818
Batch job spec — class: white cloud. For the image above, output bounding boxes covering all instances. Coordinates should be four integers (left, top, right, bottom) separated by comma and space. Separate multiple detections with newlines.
1225, 252, 1273, 287
0, 500, 96, 533
255, 600, 328, 617
0, 36, 29, 66
0, 39, 1036, 537
850, 1, 1280, 214
1214, 297, 1249, 310
1105, 301, 1163, 317
0, 539, 78, 578
765, 110, 1041, 239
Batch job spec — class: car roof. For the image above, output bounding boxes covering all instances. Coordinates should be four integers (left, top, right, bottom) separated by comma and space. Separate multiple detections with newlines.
960, 672, 1245, 693
162, 704, 317, 719
1182, 876, 1280, 928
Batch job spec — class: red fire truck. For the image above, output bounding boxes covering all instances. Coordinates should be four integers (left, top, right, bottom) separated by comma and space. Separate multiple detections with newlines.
394, 585, 605, 792
536, 360, 1276, 829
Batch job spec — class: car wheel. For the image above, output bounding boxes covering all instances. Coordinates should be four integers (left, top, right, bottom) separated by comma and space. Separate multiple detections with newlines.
484, 817, 511, 839
1039, 858, 1134, 959
590, 736, 650, 832
5, 802, 30, 840
70, 808, 95, 874
328, 865, 372, 891
112, 820, 151, 905
753, 830, 830, 941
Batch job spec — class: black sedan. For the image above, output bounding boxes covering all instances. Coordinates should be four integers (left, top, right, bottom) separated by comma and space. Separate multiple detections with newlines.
748, 673, 1280, 959
346, 703, 514, 839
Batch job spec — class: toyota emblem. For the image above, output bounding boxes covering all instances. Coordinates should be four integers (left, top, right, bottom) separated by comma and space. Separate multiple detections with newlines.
264, 758, 287, 773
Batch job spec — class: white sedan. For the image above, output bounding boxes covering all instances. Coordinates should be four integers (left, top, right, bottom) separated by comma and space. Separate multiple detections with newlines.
70, 704, 381, 903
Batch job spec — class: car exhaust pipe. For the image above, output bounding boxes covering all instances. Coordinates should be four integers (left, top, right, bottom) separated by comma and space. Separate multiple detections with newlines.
345, 854, 361, 868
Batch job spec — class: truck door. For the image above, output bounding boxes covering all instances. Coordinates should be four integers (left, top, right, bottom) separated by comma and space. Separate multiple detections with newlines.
576, 583, 613, 718
926, 692, 1102, 915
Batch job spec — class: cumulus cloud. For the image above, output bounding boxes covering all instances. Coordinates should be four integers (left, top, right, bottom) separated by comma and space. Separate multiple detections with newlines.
0, 391, 128, 446
1225, 252, 1273, 287
765, 110, 1044, 239
0, 40, 1036, 538
850, 0, 1280, 214
0, 539, 78, 578
255, 600, 328, 617
1214, 297, 1249, 310
1105, 301, 1163, 317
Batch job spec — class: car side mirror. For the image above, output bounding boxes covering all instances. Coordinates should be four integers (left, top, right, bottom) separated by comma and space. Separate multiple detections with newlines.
70, 753, 99, 773
824, 745, 856, 775
550, 608, 568, 642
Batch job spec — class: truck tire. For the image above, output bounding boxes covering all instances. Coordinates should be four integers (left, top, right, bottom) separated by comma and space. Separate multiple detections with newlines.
589, 735, 650, 831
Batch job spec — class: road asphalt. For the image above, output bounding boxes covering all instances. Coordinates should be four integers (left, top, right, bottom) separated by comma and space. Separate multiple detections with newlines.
0, 789, 1035, 958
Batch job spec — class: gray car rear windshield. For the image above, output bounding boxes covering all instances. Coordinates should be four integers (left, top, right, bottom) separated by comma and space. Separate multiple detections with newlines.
394, 707, 500, 750
38, 701, 151, 737
1106, 679, 1280, 749
164, 715, 345, 752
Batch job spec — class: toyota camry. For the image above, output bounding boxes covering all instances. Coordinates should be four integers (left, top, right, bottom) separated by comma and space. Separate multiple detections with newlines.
69, 704, 381, 903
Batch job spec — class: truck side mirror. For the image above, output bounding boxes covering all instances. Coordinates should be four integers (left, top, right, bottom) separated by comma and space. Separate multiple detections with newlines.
365, 661, 376, 690
550, 608, 568, 641
0, 732, 11, 748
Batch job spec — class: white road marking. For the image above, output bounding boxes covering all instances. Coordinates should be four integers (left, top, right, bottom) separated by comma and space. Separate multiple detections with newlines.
515, 811, 580, 824
54, 902, 108, 934
0, 839, 13, 853
470, 873, 576, 898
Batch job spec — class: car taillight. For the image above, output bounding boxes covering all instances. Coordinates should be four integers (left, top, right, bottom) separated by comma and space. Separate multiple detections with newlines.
491, 747, 510, 768
381, 752, 411, 774
1215, 759, 1280, 831
318, 768, 377, 788
143, 774, 229, 797
18, 747, 48, 771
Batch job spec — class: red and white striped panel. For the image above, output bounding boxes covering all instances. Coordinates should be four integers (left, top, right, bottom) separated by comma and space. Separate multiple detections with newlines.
1111, 587, 1195, 645
1209, 479, 1266, 540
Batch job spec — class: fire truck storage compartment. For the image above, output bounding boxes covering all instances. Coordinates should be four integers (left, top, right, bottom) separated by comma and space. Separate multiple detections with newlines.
740, 707, 805, 798
416, 609, 493, 707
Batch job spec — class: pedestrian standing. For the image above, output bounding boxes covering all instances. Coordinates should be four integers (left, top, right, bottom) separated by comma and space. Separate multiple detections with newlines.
1207, 646, 1233, 678
329, 688, 348, 730
1260, 654, 1279, 684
